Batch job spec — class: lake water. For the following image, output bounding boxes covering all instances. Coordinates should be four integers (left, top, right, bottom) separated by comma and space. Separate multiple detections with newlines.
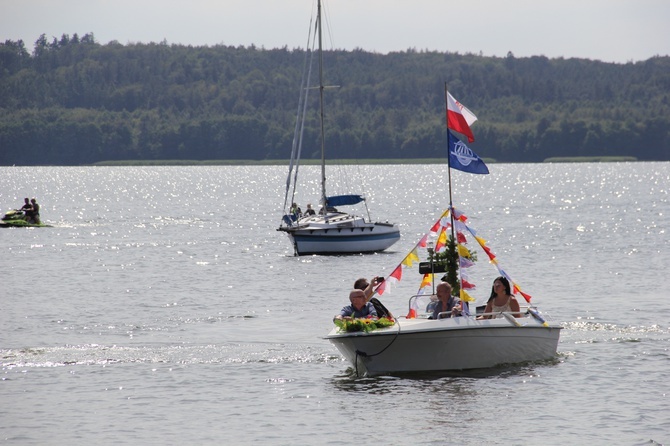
1, 163, 668, 445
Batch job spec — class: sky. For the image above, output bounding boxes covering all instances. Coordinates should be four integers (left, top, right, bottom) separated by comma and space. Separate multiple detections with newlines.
1, 0, 669, 64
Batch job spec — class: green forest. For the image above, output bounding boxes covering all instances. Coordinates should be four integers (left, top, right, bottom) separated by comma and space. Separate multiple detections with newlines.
1, 33, 669, 165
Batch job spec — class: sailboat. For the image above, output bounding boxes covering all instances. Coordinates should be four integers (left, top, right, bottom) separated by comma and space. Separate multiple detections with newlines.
277, 0, 400, 256
325, 87, 562, 376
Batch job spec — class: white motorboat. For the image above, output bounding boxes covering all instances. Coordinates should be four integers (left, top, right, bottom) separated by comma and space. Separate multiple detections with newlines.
325, 89, 561, 376
277, 0, 400, 255
326, 305, 562, 376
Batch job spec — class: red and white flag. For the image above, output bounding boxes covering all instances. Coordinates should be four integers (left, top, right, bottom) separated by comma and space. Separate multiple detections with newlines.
446, 92, 477, 142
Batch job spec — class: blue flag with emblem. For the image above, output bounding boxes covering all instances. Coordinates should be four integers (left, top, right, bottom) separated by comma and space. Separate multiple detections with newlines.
447, 130, 489, 175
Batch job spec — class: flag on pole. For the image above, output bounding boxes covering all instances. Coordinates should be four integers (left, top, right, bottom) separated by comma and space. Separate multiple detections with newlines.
446, 92, 477, 142
448, 130, 489, 175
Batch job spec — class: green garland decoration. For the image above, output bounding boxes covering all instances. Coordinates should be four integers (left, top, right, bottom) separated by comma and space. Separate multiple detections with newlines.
333, 317, 396, 333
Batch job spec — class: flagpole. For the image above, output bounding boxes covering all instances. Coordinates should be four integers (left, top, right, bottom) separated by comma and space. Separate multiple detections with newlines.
444, 83, 456, 244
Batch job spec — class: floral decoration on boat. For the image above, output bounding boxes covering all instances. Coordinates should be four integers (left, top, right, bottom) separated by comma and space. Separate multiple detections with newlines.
334, 317, 396, 333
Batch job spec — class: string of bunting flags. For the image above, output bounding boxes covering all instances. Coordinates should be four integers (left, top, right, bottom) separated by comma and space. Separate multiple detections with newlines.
372, 206, 533, 318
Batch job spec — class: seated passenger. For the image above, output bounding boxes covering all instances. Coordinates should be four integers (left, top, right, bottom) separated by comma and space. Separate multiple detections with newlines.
23, 198, 36, 222
290, 202, 302, 218
334, 289, 378, 321
353, 276, 393, 318
429, 282, 461, 319
353, 276, 382, 300
478, 276, 521, 319
20, 198, 31, 212
304, 203, 316, 216
28, 198, 40, 224
18, 197, 32, 221
426, 295, 439, 313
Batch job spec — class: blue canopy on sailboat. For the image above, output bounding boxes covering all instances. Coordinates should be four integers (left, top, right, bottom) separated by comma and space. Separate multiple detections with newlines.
326, 195, 364, 207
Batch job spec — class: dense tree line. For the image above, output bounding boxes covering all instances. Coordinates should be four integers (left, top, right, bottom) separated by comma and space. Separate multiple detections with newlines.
0, 33, 668, 165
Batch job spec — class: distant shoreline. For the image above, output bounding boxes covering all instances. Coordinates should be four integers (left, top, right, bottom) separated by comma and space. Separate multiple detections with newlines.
89, 156, 638, 166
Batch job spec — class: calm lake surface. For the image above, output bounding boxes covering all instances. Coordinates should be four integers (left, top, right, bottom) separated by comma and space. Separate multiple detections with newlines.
1, 163, 668, 445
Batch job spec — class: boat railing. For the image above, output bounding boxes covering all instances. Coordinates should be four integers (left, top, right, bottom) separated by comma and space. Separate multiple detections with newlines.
472, 306, 550, 319
475, 310, 525, 318
432, 310, 526, 321
407, 294, 552, 323
407, 294, 434, 318
475, 307, 555, 327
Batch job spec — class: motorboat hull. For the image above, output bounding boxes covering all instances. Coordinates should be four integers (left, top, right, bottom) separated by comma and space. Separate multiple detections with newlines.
279, 214, 400, 255
326, 315, 561, 376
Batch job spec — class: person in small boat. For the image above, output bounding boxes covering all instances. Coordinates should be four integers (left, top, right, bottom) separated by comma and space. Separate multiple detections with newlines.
477, 276, 522, 319
353, 276, 393, 318
353, 276, 381, 300
304, 203, 316, 216
290, 202, 302, 218
23, 198, 40, 223
428, 282, 462, 319
20, 197, 31, 213
426, 294, 439, 313
334, 289, 378, 321
30, 198, 40, 224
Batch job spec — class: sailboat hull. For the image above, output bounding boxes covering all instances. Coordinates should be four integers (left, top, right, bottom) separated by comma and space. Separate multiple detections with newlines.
279, 214, 400, 255
326, 316, 562, 376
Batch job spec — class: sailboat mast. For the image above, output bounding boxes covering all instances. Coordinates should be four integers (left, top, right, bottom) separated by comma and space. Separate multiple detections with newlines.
318, 0, 327, 208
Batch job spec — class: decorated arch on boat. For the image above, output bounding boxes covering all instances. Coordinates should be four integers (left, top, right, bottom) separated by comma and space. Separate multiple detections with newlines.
372, 206, 534, 317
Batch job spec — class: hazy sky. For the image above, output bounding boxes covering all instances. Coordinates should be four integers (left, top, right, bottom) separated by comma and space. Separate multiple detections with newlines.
2, 0, 669, 63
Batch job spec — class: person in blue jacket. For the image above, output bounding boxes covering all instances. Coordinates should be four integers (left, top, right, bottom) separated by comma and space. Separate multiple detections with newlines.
429, 282, 461, 319
334, 289, 378, 321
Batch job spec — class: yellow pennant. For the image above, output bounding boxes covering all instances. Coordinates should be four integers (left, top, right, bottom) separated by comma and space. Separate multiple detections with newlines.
420, 273, 434, 289
402, 248, 420, 267
457, 244, 471, 258
460, 289, 476, 302
474, 235, 487, 246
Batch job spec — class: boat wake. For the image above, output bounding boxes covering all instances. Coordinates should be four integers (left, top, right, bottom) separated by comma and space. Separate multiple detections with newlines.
1, 343, 336, 370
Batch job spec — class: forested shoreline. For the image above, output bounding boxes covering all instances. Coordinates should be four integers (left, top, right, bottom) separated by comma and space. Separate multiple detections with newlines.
1, 33, 669, 165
